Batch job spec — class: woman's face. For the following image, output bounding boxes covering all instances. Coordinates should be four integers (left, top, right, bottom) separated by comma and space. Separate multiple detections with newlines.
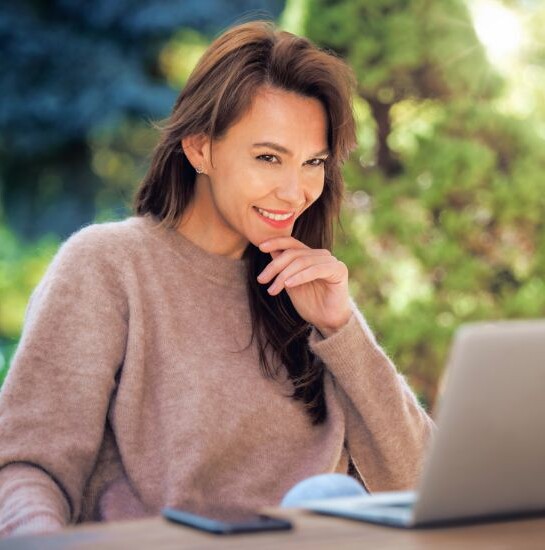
182, 86, 329, 258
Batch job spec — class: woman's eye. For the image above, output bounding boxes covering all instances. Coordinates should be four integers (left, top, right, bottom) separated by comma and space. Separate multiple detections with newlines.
256, 154, 279, 163
307, 158, 326, 167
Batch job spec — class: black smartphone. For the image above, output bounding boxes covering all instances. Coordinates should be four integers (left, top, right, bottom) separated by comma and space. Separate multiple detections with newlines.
161, 506, 293, 535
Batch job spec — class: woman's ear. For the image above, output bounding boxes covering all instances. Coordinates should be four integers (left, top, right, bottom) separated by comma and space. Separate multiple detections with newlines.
181, 134, 211, 175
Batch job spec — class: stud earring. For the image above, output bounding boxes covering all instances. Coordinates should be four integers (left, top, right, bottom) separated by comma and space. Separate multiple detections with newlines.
195, 166, 204, 174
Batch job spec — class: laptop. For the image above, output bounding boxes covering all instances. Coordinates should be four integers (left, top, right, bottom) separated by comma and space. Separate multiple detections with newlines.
303, 320, 545, 527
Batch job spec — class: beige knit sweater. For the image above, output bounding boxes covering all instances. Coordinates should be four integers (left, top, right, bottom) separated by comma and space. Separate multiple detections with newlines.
0, 215, 433, 538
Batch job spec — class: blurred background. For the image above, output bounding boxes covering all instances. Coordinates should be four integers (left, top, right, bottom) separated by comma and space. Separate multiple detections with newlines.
1, 0, 545, 408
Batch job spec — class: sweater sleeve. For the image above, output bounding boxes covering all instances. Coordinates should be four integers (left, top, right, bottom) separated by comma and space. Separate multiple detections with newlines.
0, 226, 128, 538
309, 303, 435, 493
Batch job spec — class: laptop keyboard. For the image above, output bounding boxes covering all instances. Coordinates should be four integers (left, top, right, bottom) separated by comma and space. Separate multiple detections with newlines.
354, 500, 414, 510
380, 502, 413, 508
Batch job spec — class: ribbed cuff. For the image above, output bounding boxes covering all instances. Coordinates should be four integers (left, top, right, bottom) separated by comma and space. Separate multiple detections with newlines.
0, 464, 70, 539
3, 512, 64, 538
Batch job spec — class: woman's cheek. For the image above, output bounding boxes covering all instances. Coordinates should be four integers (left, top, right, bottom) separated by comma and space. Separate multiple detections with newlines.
308, 173, 326, 202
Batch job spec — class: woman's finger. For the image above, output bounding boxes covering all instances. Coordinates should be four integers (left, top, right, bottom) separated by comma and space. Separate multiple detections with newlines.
266, 255, 340, 295
258, 236, 308, 253
283, 260, 348, 290
257, 248, 331, 284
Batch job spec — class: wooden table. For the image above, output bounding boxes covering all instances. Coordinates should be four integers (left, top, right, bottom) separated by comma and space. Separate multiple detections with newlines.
3, 509, 545, 549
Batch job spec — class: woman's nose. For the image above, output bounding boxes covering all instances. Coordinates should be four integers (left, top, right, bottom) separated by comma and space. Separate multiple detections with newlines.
275, 171, 306, 207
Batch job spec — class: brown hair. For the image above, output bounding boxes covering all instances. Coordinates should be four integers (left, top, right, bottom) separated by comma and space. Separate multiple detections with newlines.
134, 20, 356, 424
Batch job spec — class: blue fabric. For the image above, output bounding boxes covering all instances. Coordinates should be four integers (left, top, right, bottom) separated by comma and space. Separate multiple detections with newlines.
281, 473, 367, 507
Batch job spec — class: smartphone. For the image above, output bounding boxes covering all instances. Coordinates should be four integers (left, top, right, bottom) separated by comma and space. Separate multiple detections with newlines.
161, 506, 293, 535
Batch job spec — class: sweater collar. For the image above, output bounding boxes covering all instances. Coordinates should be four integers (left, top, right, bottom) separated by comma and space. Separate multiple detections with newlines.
138, 215, 248, 291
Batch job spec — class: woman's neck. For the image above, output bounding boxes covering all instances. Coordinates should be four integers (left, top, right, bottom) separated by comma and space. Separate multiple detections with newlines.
176, 196, 248, 260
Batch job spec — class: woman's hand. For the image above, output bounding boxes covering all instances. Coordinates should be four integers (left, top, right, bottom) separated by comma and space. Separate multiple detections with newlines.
257, 237, 352, 337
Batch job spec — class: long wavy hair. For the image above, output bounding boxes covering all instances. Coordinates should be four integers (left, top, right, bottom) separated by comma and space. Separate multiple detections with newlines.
134, 21, 357, 425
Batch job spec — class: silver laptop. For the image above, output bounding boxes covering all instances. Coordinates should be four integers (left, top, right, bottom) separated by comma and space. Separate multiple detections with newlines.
304, 320, 545, 527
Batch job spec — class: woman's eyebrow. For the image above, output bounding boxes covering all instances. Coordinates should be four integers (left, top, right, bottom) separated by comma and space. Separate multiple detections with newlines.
252, 141, 329, 157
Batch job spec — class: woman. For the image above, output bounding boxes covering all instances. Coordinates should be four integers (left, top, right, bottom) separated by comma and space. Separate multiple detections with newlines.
0, 21, 433, 538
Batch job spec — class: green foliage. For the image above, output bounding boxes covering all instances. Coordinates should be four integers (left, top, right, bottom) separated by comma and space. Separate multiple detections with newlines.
301, 0, 545, 408
0, 225, 59, 387
305, 0, 501, 101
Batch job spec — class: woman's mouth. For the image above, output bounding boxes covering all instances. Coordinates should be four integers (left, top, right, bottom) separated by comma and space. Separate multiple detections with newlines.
254, 207, 295, 228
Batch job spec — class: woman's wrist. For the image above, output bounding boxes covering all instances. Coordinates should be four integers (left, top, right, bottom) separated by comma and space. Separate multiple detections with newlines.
315, 310, 353, 338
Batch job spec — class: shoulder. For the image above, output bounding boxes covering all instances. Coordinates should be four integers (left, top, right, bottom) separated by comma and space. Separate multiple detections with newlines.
61, 217, 146, 256
26, 218, 150, 317
36, 217, 154, 295
54, 216, 153, 269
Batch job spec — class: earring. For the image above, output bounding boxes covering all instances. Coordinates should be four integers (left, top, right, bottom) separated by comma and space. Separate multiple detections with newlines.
195, 166, 204, 174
